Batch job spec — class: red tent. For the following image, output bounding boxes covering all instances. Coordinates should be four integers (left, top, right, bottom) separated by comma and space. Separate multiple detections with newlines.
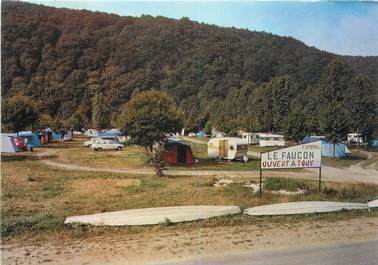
163, 141, 194, 164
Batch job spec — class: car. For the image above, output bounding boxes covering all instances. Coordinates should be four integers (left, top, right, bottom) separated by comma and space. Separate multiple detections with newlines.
188, 132, 196, 137
83, 137, 101, 147
91, 140, 123, 151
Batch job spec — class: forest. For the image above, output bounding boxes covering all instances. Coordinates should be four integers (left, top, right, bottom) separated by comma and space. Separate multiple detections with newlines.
2, 2, 378, 140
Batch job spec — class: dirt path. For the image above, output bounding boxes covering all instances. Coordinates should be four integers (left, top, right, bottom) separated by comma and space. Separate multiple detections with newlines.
2, 217, 378, 265
37, 150, 378, 184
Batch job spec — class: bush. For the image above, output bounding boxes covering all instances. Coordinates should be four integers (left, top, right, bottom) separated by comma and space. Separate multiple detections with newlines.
1, 213, 63, 237
264, 177, 311, 192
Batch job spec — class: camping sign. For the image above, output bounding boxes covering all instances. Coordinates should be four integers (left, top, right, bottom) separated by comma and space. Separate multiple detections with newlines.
261, 141, 321, 169
258, 141, 322, 198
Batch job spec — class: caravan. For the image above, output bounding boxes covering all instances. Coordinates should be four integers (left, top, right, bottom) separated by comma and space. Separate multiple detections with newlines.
347, 133, 363, 144
241, 132, 259, 144
208, 137, 249, 162
258, 133, 285, 147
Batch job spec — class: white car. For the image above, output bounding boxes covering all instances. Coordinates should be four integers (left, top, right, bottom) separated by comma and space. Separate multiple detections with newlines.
84, 138, 101, 147
92, 140, 123, 151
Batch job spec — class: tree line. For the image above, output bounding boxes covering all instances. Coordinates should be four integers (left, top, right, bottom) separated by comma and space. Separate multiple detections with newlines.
1, 2, 377, 142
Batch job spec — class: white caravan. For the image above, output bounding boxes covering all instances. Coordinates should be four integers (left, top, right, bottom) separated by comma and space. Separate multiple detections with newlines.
208, 137, 249, 162
258, 133, 285, 147
347, 133, 363, 144
241, 132, 259, 144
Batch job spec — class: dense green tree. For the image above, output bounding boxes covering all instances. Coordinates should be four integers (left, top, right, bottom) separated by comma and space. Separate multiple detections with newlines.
1, 93, 38, 133
36, 113, 55, 130
1, 2, 378, 141
283, 105, 308, 143
250, 76, 297, 133
117, 90, 183, 165
318, 59, 353, 104
91, 91, 110, 129
319, 101, 349, 158
204, 120, 212, 135
345, 75, 376, 151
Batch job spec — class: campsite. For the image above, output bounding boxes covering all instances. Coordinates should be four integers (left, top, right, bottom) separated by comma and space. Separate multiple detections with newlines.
1, 1, 378, 265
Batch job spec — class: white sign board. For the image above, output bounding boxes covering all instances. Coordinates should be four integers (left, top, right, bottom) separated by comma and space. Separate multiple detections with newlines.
261, 141, 321, 169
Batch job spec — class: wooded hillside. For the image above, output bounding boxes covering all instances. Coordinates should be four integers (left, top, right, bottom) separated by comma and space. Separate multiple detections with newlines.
2, 2, 377, 137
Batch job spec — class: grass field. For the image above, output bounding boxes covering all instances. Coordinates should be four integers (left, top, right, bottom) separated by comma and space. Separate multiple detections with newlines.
48, 138, 261, 171
47, 138, 149, 169
2, 148, 378, 241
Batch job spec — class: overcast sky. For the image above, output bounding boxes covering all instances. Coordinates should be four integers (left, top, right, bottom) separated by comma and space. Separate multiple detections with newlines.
25, 1, 378, 56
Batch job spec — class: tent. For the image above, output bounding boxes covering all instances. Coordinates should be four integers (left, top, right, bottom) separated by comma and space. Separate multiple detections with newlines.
370, 140, 378, 148
321, 142, 347, 158
197, 131, 206, 138
163, 141, 194, 164
1, 134, 18, 153
98, 131, 121, 139
85, 129, 98, 137
52, 132, 62, 141
18, 131, 41, 148
299, 136, 326, 144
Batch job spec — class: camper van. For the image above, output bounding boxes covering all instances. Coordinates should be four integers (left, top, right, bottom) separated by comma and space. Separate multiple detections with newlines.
241, 132, 259, 144
258, 133, 285, 147
347, 133, 363, 144
208, 137, 249, 162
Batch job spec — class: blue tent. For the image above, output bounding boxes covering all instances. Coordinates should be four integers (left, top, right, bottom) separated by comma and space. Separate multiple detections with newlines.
18, 131, 41, 148
300, 137, 347, 158
98, 129, 122, 139
299, 136, 325, 144
321, 142, 346, 158
370, 140, 378, 148
197, 131, 206, 138
52, 132, 62, 141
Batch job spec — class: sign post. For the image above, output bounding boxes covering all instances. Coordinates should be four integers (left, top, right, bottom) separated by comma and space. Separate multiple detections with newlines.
318, 167, 322, 192
259, 141, 322, 199
259, 153, 262, 199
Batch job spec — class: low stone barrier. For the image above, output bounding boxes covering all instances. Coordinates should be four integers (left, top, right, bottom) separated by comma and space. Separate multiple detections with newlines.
64, 205, 241, 226
243, 201, 368, 216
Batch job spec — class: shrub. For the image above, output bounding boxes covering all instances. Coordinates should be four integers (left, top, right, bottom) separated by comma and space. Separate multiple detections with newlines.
1, 213, 62, 237
264, 177, 311, 191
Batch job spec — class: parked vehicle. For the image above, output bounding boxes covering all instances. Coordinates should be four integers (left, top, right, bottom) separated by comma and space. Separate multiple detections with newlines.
188, 132, 196, 137
208, 137, 249, 162
92, 140, 123, 151
83, 138, 101, 147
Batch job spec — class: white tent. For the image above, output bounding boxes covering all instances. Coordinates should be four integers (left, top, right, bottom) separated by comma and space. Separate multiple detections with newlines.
1, 134, 18, 153
84, 129, 98, 137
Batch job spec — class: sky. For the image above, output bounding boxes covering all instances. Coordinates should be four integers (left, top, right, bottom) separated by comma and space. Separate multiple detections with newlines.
25, 1, 378, 56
